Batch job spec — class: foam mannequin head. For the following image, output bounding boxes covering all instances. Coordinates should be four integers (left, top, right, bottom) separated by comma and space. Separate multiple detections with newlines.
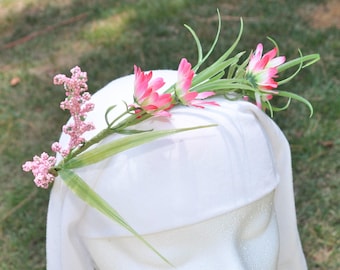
46, 70, 307, 270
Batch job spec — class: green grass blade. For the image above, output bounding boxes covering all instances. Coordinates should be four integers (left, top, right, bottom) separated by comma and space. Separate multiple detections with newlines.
277, 53, 320, 73
59, 169, 174, 267
192, 79, 253, 93
214, 17, 243, 64
185, 9, 222, 72
192, 54, 244, 86
278, 90, 314, 117
64, 125, 216, 169
184, 24, 203, 68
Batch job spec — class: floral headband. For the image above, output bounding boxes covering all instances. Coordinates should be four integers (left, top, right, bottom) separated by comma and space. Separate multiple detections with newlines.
22, 11, 320, 264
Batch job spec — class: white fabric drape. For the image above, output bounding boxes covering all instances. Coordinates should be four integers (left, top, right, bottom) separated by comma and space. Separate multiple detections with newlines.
46, 70, 307, 269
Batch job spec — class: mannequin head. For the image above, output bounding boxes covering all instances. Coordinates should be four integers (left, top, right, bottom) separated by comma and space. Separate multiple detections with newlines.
67, 70, 280, 269
82, 192, 279, 270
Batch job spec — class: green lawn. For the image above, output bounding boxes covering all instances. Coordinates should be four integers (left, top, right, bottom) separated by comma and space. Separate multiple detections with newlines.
0, 0, 339, 269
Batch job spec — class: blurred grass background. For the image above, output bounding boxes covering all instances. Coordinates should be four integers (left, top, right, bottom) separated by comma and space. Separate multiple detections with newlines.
0, 0, 339, 269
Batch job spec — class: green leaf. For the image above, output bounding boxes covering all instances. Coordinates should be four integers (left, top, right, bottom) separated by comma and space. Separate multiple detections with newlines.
192, 53, 244, 87
184, 24, 203, 68
277, 49, 304, 86
185, 9, 222, 72
105, 105, 117, 127
214, 17, 244, 65
192, 79, 253, 93
270, 98, 292, 112
64, 125, 216, 169
277, 90, 313, 117
59, 169, 174, 267
277, 53, 320, 73
115, 128, 153, 135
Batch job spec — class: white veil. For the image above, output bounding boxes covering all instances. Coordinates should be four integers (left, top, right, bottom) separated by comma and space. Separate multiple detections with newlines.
46, 70, 307, 269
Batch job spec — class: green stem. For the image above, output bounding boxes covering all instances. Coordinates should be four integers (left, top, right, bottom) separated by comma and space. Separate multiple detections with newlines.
68, 111, 153, 160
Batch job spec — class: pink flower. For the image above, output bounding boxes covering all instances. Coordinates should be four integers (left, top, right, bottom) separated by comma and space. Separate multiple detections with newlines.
246, 43, 285, 109
53, 66, 95, 155
175, 58, 219, 108
132, 65, 173, 116
22, 153, 57, 189
246, 43, 286, 90
54, 66, 88, 93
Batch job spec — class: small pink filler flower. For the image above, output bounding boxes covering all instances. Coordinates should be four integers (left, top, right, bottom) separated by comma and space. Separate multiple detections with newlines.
22, 153, 57, 189
52, 66, 95, 156
175, 58, 218, 108
132, 65, 173, 116
246, 43, 286, 108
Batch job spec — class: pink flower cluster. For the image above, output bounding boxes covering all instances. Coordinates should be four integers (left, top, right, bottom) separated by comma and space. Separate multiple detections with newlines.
22, 153, 56, 189
246, 43, 286, 109
131, 58, 218, 116
23, 46, 286, 189
52, 66, 95, 156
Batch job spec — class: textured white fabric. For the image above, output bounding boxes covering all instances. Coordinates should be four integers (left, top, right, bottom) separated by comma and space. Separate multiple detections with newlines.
46, 70, 307, 269
83, 191, 279, 270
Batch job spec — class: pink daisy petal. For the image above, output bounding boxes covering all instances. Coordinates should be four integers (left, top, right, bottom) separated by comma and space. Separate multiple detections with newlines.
196, 91, 215, 100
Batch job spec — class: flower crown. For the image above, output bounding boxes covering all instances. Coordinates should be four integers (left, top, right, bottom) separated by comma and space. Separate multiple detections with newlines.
23, 11, 319, 264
